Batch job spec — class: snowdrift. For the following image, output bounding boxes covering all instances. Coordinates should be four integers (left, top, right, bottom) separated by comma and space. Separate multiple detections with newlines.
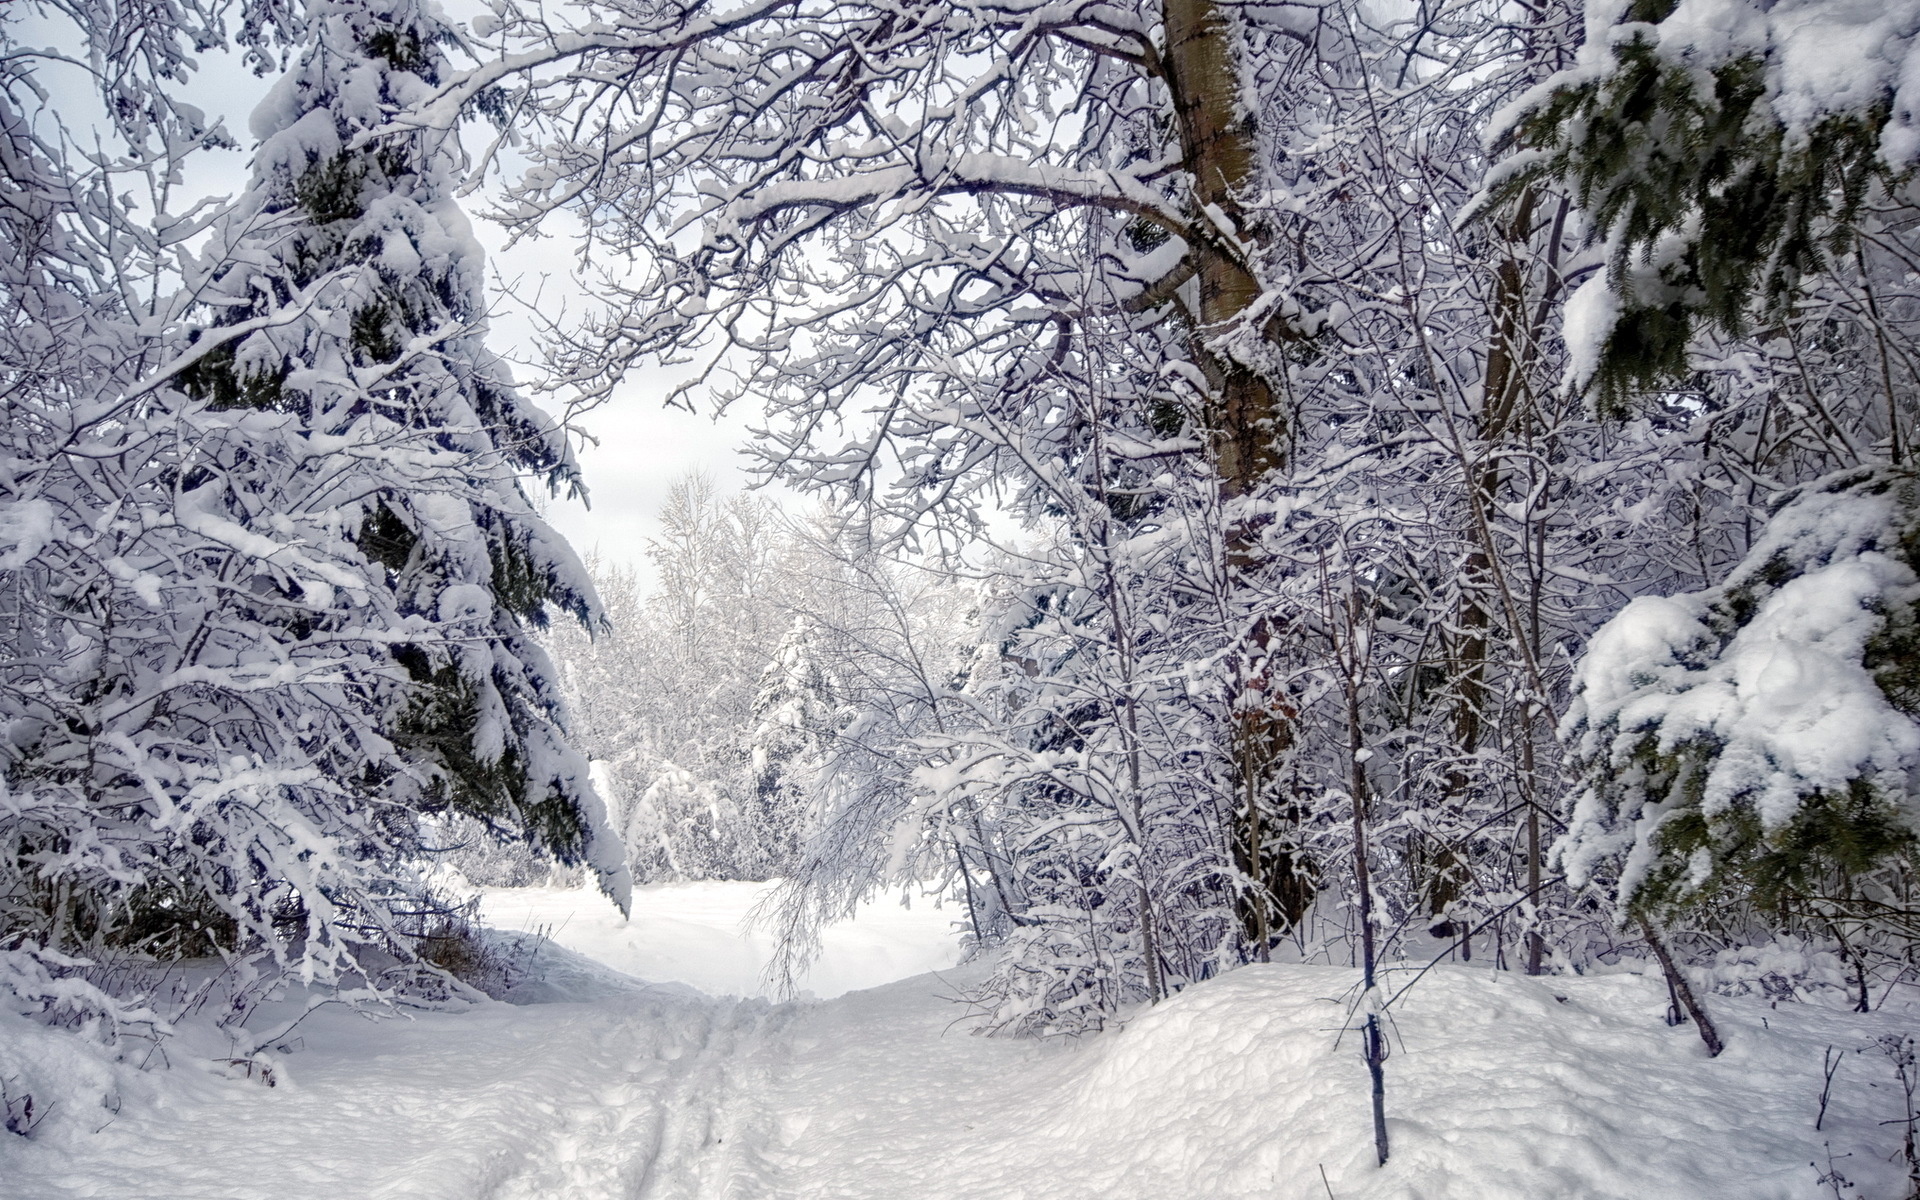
781, 961, 1911, 1199
1043, 964, 1893, 1199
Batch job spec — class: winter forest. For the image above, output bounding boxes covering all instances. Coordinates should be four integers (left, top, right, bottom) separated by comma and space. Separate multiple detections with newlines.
10, 0, 1920, 1191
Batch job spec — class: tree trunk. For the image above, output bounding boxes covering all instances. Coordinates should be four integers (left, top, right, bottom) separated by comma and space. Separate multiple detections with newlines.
1163, 0, 1277, 500
1640, 918, 1724, 1057
1164, 0, 1308, 956
1339, 590, 1389, 1166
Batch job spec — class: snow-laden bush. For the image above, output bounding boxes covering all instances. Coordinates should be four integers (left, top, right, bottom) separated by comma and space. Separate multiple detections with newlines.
1701, 936, 1856, 1006
1561, 467, 1920, 921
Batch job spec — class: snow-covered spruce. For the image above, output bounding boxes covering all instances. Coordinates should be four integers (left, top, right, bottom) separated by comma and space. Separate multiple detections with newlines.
172, 0, 631, 967
1493, 0, 1920, 402
1561, 467, 1920, 921
0, 0, 623, 1033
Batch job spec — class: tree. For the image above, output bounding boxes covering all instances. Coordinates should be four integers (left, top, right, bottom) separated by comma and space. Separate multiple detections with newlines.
0, 0, 237, 1029
759, 516, 983, 997
747, 617, 840, 877
1511, 0, 1920, 1011
418, 0, 1638, 1027
0, 0, 625, 1029
545, 477, 796, 881
1500, 0, 1920, 411
178, 0, 629, 928
1563, 468, 1920, 951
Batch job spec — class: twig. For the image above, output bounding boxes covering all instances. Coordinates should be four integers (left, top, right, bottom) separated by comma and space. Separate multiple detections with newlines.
1818, 1045, 1841, 1131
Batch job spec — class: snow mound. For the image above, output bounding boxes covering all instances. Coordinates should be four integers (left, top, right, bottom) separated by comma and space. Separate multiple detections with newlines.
769, 962, 1918, 1199
1042, 965, 1837, 1199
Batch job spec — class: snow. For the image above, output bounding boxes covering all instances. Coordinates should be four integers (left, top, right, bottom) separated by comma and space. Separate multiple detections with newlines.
473, 879, 965, 1000
1560, 267, 1620, 394
6, 881, 1920, 1198
1573, 553, 1920, 830
0, 499, 55, 571
1564, 0, 1920, 165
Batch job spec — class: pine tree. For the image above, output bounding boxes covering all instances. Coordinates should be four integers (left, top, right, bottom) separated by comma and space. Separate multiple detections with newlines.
1, 0, 626, 1022
175, 0, 630, 908
1563, 468, 1920, 929
746, 617, 838, 877
1498, 0, 1912, 406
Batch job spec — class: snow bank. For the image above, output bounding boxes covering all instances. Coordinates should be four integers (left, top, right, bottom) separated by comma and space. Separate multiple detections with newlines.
0, 1007, 131, 1146
1051, 966, 1845, 1199
777, 962, 1920, 1199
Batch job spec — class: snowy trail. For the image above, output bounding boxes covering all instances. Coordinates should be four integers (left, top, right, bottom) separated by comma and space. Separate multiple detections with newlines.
6, 883, 1920, 1199
19, 989, 789, 1200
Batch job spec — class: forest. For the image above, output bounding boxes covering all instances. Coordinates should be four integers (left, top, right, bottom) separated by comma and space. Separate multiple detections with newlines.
7, 0, 1920, 1190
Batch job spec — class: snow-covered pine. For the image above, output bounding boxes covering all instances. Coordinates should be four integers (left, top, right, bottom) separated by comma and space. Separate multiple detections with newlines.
1561, 467, 1920, 925
176, 0, 630, 927
1492, 0, 1920, 406
746, 617, 839, 879
1, 0, 624, 1032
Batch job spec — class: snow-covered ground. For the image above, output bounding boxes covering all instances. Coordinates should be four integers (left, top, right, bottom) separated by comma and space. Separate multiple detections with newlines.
4, 883, 1917, 1198
473, 879, 965, 1000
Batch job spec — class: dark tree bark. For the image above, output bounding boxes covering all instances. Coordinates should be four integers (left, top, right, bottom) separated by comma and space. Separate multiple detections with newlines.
1640, 918, 1725, 1057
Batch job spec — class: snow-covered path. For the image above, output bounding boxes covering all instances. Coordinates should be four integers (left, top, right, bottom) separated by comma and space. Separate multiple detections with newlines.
5, 883, 1918, 1199
7, 979, 786, 1198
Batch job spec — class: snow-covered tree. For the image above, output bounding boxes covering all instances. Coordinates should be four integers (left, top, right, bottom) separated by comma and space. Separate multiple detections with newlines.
545, 483, 980, 892
1563, 468, 1920, 929
1501, 0, 1920, 410
1513, 0, 1920, 1004
544, 477, 795, 881
760, 518, 982, 995
0, 0, 624, 1029
746, 617, 840, 878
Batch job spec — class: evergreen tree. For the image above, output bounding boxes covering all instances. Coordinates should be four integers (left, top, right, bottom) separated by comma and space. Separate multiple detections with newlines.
0, 0, 625, 1024
746, 617, 840, 877
176, 0, 630, 912
1563, 468, 1920, 930
1499, 0, 1920, 407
